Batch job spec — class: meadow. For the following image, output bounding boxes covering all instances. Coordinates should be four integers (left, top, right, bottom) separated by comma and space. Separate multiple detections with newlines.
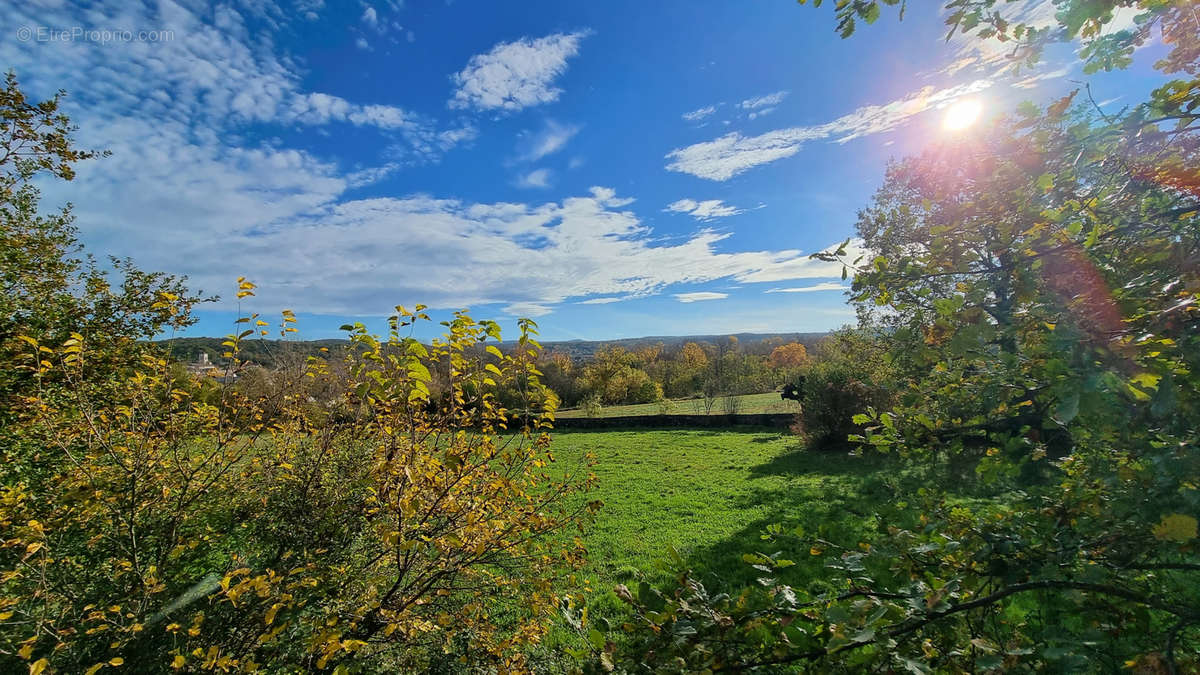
545, 428, 897, 597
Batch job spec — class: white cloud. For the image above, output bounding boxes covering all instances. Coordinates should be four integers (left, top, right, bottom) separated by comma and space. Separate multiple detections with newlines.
515, 168, 553, 188
739, 91, 788, 109
361, 6, 379, 28
503, 302, 553, 317
437, 125, 479, 149
41, 166, 855, 316
666, 198, 744, 220
449, 31, 590, 112
765, 282, 849, 293
675, 292, 728, 303
0, 0, 468, 171
355, 37, 371, 50
297, 0, 325, 21
748, 106, 776, 120
346, 162, 401, 188
1012, 66, 1071, 89
682, 105, 718, 122
666, 80, 993, 180
515, 119, 580, 162
733, 239, 867, 284
0, 2, 859, 319
579, 297, 625, 304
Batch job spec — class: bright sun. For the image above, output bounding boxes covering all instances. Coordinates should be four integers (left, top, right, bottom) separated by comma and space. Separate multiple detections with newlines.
943, 99, 984, 131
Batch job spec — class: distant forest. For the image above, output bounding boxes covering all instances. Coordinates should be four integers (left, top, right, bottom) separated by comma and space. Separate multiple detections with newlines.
155, 332, 829, 370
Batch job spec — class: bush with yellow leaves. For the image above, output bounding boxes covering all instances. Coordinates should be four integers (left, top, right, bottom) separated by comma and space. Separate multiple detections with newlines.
1, 296, 598, 673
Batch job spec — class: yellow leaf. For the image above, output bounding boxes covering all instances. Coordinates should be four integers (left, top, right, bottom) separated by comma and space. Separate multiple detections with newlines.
84, 665, 104, 675
171, 655, 185, 669
1152, 514, 1198, 542
30, 659, 49, 675
109, 657, 124, 666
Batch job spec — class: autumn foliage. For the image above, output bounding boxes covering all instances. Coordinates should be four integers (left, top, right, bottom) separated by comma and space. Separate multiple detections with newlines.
0, 74, 597, 673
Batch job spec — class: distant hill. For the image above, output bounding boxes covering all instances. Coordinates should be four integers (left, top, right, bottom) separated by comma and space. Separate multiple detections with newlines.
155, 332, 830, 369
531, 332, 830, 360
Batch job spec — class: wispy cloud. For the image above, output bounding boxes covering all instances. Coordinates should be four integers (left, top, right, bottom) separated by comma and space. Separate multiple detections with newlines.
515, 119, 580, 162
734, 240, 867, 284
665, 198, 744, 220
675, 292, 728, 303
666, 80, 993, 180
1012, 66, 1071, 89
515, 168, 553, 188
362, 6, 379, 29
579, 297, 626, 304
449, 31, 590, 112
503, 302, 553, 317
739, 90, 788, 109
765, 282, 849, 293
682, 104, 719, 122
748, 106, 776, 120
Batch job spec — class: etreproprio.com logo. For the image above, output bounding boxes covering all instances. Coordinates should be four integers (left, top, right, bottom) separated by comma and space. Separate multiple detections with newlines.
16, 26, 175, 44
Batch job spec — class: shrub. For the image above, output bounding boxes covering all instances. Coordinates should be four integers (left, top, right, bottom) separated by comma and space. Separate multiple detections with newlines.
581, 393, 603, 418
793, 329, 893, 449
1, 299, 599, 673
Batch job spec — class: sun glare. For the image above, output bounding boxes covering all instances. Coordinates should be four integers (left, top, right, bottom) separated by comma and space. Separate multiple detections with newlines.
943, 99, 983, 131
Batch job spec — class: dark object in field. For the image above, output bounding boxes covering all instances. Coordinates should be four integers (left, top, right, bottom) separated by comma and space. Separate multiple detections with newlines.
780, 377, 805, 402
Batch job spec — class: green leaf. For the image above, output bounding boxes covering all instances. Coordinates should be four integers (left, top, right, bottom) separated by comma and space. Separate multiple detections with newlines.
407, 362, 432, 383
1053, 391, 1079, 425
587, 628, 606, 650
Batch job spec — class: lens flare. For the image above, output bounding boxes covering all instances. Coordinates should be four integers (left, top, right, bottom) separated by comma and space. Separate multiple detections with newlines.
943, 99, 983, 131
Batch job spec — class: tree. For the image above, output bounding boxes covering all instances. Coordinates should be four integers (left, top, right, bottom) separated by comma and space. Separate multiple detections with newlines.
794, 328, 894, 449
598, 1, 1200, 671
768, 341, 810, 373
0, 72, 204, 481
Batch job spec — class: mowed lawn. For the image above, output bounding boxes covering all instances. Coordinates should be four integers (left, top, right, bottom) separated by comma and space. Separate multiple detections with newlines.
555, 391, 799, 418
545, 428, 899, 595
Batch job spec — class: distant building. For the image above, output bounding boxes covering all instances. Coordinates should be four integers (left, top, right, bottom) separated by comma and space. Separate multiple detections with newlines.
185, 352, 236, 380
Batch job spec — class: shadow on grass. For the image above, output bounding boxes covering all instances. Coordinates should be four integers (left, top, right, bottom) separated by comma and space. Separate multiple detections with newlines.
679, 491, 885, 591
675, 445, 909, 591
747, 445, 892, 479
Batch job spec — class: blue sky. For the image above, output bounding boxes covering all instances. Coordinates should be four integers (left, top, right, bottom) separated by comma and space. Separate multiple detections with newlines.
2, 0, 1166, 340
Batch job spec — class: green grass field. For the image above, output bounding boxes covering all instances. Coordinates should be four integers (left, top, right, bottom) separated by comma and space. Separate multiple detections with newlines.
534, 428, 909, 662
547, 428, 896, 593
555, 391, 799, 418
